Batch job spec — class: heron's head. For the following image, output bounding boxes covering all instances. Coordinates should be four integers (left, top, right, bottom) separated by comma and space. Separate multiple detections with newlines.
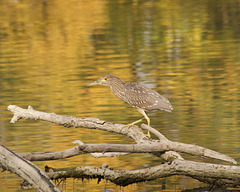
88, 74, 122, 87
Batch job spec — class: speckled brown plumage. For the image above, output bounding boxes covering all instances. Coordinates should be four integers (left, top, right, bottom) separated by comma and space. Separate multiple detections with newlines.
88, 74, 173, 135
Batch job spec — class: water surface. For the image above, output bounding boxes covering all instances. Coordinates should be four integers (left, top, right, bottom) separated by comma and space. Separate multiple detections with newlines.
1, 0, 240, 191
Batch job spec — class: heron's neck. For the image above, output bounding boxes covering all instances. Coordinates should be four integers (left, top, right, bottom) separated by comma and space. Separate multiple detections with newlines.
109, 79, 126, 99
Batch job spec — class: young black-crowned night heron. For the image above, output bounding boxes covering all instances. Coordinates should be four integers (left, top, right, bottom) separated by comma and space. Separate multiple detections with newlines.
88, 74, 173, 137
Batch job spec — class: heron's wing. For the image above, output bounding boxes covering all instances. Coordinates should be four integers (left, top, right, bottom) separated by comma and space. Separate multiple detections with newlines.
124, 82, 173, 112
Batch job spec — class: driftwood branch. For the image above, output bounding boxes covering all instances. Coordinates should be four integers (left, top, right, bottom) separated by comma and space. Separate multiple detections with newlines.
8, 105, 236, 164
5, 105, 239, 189
17, 140, 236, 164
46, 159, 240, 187
7, 105, 141, 138
0, 145, 61, 192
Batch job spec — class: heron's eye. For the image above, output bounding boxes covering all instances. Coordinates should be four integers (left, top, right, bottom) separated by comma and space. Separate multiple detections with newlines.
104, 77, 108, 80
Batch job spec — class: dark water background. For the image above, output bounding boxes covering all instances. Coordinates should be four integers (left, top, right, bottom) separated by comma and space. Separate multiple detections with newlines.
1, 0, 240, 191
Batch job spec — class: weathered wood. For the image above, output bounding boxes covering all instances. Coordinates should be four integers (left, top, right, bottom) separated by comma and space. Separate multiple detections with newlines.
8, 105, 141, 138
6, 105, 239, 188
8, 105, 236, 164
18, 146, 83, 161
0, 145, 61, 192
46, 159, 240, 187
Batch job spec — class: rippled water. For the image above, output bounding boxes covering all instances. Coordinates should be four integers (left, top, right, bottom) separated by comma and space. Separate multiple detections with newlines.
1, 0, 240, 191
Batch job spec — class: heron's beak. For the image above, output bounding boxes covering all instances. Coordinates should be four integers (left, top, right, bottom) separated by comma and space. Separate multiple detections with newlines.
88, 79, 101, 86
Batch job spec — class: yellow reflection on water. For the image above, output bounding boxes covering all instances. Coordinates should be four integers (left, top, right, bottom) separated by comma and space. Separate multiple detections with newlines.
1, 0, 240, 191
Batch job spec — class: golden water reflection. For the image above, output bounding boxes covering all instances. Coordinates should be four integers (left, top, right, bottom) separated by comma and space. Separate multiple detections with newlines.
1, 0, 240, 191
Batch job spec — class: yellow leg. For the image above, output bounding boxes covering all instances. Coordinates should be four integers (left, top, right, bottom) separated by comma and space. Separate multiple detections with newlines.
137, 108, 151, 138
121, 108, 151, 138
145, 117, 151, 138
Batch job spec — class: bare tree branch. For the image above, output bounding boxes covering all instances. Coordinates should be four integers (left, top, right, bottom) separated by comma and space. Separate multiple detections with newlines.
8, 105, 236, 164
18, 141, 236, 164
46, 159, 240, 187
141, 124, 168, 141
18, 146, 82, 161
7, 105, 144, 140
5, 105, 240, 189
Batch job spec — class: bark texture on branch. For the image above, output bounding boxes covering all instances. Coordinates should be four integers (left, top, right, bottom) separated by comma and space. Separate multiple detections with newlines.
8, 105, 236, 164
46, 159, 240, 187
6, 105, 239, 189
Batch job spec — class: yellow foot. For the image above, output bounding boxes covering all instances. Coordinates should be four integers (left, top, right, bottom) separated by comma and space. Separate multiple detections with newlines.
146, 131, 151, 138
120, 119, 151, 138
120, 119, 143, 132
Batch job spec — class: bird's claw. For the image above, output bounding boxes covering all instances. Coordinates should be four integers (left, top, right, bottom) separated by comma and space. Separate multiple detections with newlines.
120, 119, 151, 138
120, 119, 143, 132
